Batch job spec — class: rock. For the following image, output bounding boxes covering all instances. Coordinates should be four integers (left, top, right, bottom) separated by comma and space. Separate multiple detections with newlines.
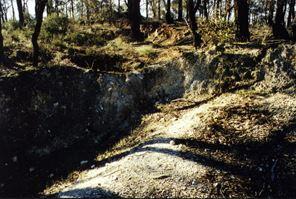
29, 167, 35, 172
169, 140, 176, 145
192, 179, 198, 186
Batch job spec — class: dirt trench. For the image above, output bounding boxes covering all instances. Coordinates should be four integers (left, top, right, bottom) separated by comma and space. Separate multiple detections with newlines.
0, 44, 295, 197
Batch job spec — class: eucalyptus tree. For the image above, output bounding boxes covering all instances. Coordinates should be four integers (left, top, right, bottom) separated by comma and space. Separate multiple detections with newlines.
32, 0, 48, 66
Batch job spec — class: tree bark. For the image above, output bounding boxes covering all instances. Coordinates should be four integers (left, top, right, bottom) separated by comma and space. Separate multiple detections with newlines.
0, 0, 4, 58
166, 0, 173, 23
129, 0, 142, 40
71, 0, 75, 18
273, 0, 289, 39
158, 0, 161, 20
118, 0, 121, 13
146, 0, 149, 19
10, 0, 16, 20
32, 0, 47, 67
203, 0, 208, 20
187, 0, 202, 48
268, 0, 275, 26
178, 0, 183, 21
16, 0, 24, 27
234, 0, 250, 41
287, 0, 295, 27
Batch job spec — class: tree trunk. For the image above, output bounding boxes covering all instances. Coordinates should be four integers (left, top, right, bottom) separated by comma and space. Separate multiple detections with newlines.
287, 0, 295, 27
71, 0, 75, 18
178, 0, 183, 21
234, 0, 250, 41
268, 0, 275, 26
203, 0, 208, 20
146, 0, 149, 19
187, 0, 202, 48
158, 0, 161, 20
0, 0, 4, 58
16, 0, 24, 27
273, 0, 289, 39
10, 0, 16, 20
166, 0, 173, 23
118, 0, 121, 13
32, 0, 47, 67
129, 0, 142, 40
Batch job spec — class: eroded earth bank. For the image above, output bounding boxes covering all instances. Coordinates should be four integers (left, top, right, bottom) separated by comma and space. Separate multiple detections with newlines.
0, 43, 295, 197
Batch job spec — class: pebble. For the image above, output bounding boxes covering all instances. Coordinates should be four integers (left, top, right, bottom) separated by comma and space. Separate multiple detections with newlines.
49, 173, 54, 178
170, 140, 176, 145
192, 179, 198, 186
91, 165, 95, 169
258, 167, 263, 172
29, 167, 35, 172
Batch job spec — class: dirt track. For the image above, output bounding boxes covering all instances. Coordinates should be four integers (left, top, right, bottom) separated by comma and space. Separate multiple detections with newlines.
45, 92, 296, 198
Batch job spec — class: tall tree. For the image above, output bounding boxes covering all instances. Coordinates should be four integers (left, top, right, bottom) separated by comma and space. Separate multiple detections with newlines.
287, 0, 295, 27
32, 0, 47, 66
166, 0, 174, 23
70, 0, 75, 18
146, 0, 149, 18
234, 0, 250, 41
158, 0, 161, 20
267, 0, 275, 26
16, 0, 24, 27
178, 0, 183, 21
187, 0, 202, 48
0, 0, 4, 58
203, 0, 209, 19
128, 0, 142, 40
11, 0, 16, 20
273, 0, 289, 39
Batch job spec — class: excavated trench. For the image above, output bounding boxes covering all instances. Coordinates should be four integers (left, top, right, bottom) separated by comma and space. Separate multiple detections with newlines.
0, 44, 295, 197
0, 57, 195, 196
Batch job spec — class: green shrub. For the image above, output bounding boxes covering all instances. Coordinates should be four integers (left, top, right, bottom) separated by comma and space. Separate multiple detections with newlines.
65, 32, 105, 46
42, 14, 69, 38
4, 20, 20, 31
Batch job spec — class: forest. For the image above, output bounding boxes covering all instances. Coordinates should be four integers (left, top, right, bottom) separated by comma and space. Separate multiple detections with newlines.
0, 0, 295, 198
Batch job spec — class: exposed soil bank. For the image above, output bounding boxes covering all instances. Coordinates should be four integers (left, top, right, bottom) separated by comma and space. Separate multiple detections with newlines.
0, 44, 295, 196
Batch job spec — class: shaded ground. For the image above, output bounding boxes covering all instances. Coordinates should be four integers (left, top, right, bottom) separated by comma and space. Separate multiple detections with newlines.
44, 92, 296, 198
